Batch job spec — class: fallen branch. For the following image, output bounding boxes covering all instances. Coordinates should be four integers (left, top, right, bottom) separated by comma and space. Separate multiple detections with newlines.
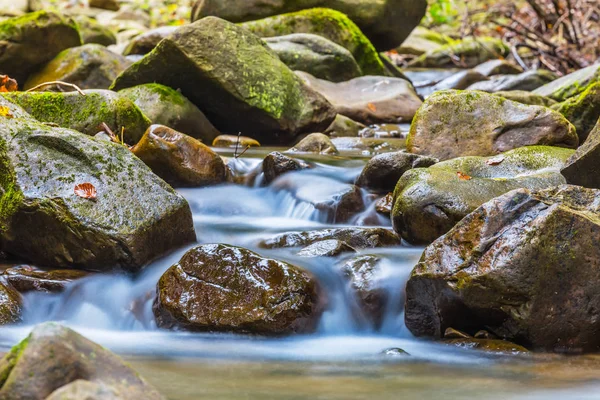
25, 81, 86, 96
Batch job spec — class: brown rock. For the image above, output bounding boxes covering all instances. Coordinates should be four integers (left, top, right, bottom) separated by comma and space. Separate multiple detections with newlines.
561, 118, 600, 188
3, 265, 89, 293
262, 152, 310, 185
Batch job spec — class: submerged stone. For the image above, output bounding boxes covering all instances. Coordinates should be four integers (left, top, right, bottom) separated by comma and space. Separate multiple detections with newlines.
259, 227, 401, 249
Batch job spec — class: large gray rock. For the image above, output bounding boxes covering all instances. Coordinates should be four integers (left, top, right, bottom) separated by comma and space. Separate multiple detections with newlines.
467, 70, 557, 93
561, 118, 600, 189
111, 17, 336, 145
534, 63, 600, 102
192, 0, 427, 51
259, 227, 401, 249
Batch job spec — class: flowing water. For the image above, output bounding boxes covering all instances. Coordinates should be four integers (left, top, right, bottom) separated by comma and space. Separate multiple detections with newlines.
1, 149, 600, 399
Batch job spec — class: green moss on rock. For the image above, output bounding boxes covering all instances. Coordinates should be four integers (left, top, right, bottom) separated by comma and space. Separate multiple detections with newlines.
407, 37, 509, 69
555, 82, 600, 143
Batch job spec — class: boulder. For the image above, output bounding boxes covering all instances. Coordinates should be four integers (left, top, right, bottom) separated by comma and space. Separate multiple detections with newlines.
324, 114, 365, 137
467, 70, 557, 92
212, 134, 260, 148
406, 90, 578, 161
472, 59, 523, 77
262, 152, 310, 185
2, 90, 151, 144
24, 44, 131, 91
393, 146, 573, 244
153, 244, 324, 334
193, 1, 427, 51
259, 227, 400, 249
264, 33, 362, 82
0, 99, 194, 271
240, 8, 385, 76
396, 27, 453, 56
297, 71, 422, 124
404, 185, 600, 353
492, 90, 557, 107
0, 11, 82, 83
375, 193, 393, 214
356, 151, 437, 193
561, 118, 600, 188
131, 125, 227, 187
118, 83, 220, 143
297, 239, 356, 257
555, 82, 600, 143
0, 323, 164, 399
73, 15, 117, 46
3, 266, 89, 293
111, 17, 336, 145
287, 133, 338, 154
0, 281, 21, 325
419, 70, 488, 97
123, 26, 178, 56
534, 62, 600, 102
407, 38, 508, 69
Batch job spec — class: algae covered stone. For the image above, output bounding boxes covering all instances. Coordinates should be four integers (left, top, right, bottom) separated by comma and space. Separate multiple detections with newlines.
408, 37, 508, 69
0, 98, 194, 271
0, 11, 82, 83
534, 62, 600, 102
555, 82, 600, 143
287, 132, 338, 155
492, 90, 557, 107
2, 90, 150, 144
392, 146, 573, 244
111, 17, 335, 145
73, 15, 117, 46
407, 90, 578, 161
153, 244, 324, 334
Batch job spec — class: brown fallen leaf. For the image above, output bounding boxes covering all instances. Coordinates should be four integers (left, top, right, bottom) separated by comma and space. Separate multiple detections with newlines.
367, 103, 377, 112
0, 75, 18, 92
457, 171, 472, 181
0, 106, 13, 118
74, 183, 97, 200
486, 156, 505, 166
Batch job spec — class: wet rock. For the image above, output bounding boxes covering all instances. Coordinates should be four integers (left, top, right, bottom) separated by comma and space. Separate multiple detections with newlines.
472, 59, 523, 77
534, 62, 600, 102
555, 82, 600, 143
118, 83, 220, 143
297, 239, 356, 257
331, 137, 406, 153
467, 70, 557, 92
408, 37, 508, 69
212, 134, 260, 148
153, 244, 323, 334
474, 330, 496, 339
288, 133, 338, 155
420, 70, 488, 97
404, 68, 461, 90
444, 327, 471, 339
393, 146, 573, 244
396, 27, 453, 56
407, 90, 578, 161
260, 227, 401, 249
356, 151, 437, 194
111, 17, 335, 146
445, 339, 528, 353
0, 280, 21, 325
45, 380, 125, 400
123, 26, 178, 56
339, 255, 387, 328
0, 99, 194, 271
131, 125, 227, 188
264, 34, 362, 82
404, 185, 600, 353
0, 323, 164, 399
561, 118, 600, 189
0, 11, 82, 83
382, 348, 410, 357
24, 44, 131, 91
73, 15, 117, 46
493, 90, 557, 107
3, 265, 89, 293
240, 8, 385, 76
262, 152, 310, 185
324, 115, 366, 138
359, 124, 405, 139
297, 72, 422, 125
2, 90, 150, 144
375, 193, 393, 214
193, 0, 427, 52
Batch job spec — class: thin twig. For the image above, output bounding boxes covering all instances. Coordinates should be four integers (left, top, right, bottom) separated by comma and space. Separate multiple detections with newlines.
233, 132, 242, 158
25, 81, 86, 96
237, 145, 251, 158
510, 45, 529, 70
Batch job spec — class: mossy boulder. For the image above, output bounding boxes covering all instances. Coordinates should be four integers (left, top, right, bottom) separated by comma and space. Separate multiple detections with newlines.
0, 281, 21, 325
123, 26, 178, 56
2, 90, 151, 144
111, 17, 335, 145
132, 125, 227, 188
407, 90, 578, 161
467, 69, 557, 93
404, 185, 600, 353
240, 8, 386, 76
407, 37, 509, 69
396, 26, 454, 56
0, 322, 165, 398
118, 83, 220, 143
493, 90, 557, 107
561, 118, 600, 189
555, 82, 600, 143
259, 227, 400, 249
324, 114, 365, 137
264, 33, 362, 82
287, 132, 338, 155
24, 44, 131, 91
0, 11, 82, 83
73, 15, 117, 46
3, 265, 89, 293
392, 146, 574, 244
193, 0, 427, 51
0, 98, 194, 271
153, 244, 324, 334
533, 62, 600, 102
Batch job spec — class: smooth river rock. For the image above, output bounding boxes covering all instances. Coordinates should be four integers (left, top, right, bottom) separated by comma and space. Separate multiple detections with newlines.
260, 227, 401, 249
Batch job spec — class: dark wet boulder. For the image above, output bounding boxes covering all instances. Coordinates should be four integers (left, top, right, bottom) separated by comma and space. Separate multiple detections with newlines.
297, 239, 356, 257
0, 99, 194, 271
2, 90, 150, 144
472, 59, 523, 77
153, 244, 324, 334
3, 266, 89, 293
193, 0, 427, 52
111, 17, 335, 146
534, 62, 600, 102
131, 125, 227, 188
492, 90, 557, 107
408, 38, 508, 69
73, 15, 117, 46
467, 69, 557, 93
0, 281, 21, 325
407, 90, 578, 161
240, 8, 385, 76
0, 323, 165, 399
260, 227, 400, 249
405, 185, 600, 353
375, 193, 393, 214
561, 118, 600, 189
288, 133, 338, 155
262, 152, 310, 185
393, 146, 573, 244
555, 82, 600, 143
118, 83, 220, 143
264, 34, 361, 82
24, 44, 131, 91
0, 11, 82, 83
356, 151, 437, 194
297, 72, 422, 125
123, 26, 178, 56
